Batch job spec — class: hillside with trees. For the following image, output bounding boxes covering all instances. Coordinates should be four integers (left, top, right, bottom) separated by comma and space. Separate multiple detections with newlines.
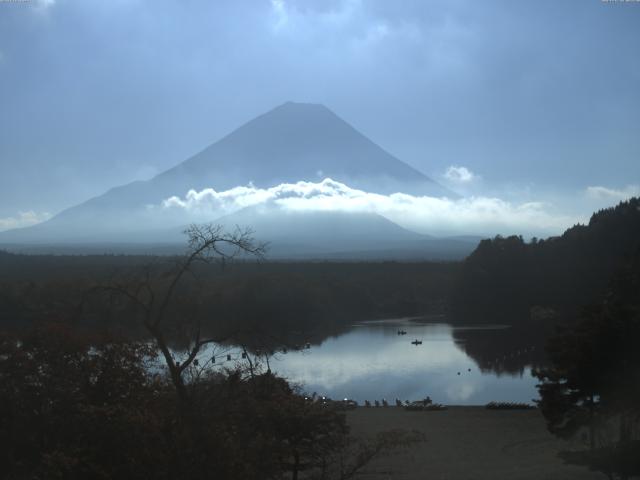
451, 198, 640, 326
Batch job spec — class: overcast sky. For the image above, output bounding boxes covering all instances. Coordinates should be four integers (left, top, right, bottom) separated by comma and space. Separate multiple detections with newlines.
1, 0, 639, 229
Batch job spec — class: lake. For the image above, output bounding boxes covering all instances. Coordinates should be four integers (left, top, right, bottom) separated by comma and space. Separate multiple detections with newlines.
201, 317, 541, 406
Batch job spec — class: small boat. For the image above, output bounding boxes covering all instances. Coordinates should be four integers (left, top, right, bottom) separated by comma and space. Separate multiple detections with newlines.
411, 339, 423, 345
397, 330, 407, 335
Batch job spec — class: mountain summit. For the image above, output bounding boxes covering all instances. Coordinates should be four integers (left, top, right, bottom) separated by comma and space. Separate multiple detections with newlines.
154, 101, 452, 197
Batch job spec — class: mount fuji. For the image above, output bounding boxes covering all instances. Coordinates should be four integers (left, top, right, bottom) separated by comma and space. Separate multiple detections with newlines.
0, 102, 472, 258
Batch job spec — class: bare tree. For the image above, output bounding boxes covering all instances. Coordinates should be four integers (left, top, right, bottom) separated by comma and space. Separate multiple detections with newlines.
86, 223, 266, 405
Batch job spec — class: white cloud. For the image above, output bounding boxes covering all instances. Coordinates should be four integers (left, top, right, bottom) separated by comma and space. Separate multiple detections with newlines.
585, 185, 640, 201
0, 211, 51, 232
161, 178, 579, 237
270, 0, 288, 32
444, 165, 476, 184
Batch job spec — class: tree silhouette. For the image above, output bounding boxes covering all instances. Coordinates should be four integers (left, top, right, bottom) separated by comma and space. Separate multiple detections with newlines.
86, 223, 266, 405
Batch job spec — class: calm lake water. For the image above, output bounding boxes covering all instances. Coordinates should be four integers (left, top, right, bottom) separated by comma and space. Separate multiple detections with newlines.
202, 318, 540, 406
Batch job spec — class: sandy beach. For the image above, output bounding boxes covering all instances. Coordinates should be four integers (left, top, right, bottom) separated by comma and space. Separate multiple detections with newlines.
347, 407, 602, 479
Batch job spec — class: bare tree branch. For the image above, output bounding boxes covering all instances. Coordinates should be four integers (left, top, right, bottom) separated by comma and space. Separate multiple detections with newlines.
80, 222, 266, 406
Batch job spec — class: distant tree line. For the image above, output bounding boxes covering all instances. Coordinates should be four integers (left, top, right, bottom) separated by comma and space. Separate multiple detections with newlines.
0, 253, 458, 342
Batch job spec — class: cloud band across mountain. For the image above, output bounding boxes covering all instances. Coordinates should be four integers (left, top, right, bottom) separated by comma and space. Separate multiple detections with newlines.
161, 178, 579, 237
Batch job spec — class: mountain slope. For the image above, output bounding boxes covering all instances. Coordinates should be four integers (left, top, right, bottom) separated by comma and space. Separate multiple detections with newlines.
216, 207, 424, 253
158, 101, 450, 196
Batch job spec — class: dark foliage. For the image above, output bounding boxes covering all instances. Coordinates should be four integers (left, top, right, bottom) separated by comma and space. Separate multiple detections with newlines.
0, 255, 457, 339
0, 322, 420, 480
0, 324, 167, 479
0, 323, 364, 480
452, 197, 640, 326
534, 253, 640, 479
